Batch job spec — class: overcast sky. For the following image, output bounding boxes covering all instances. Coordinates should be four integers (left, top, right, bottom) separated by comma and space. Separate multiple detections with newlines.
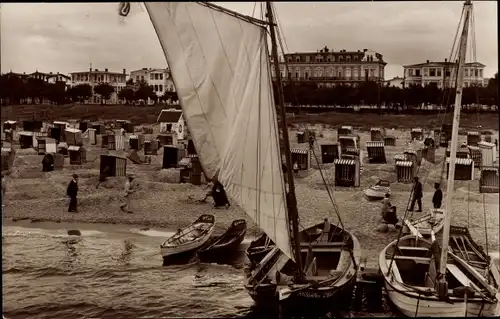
1, 1, 497, 79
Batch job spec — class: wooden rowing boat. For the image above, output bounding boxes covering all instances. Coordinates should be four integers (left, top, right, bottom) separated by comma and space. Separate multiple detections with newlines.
197, 219, 247, 262
160, 214, 215, 263
245, 220, 361, 316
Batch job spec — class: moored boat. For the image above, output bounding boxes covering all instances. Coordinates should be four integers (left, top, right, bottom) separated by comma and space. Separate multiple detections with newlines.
379, 235, 499, 317
364, 179, 391, 200
404, 208, 445, 237
245, 219, 361, 316
160, 214, 215, 263
197, 219, 247, 262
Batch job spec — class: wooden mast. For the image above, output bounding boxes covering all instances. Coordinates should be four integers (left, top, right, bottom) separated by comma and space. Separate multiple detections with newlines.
266, 1, 303, 274
437, 0, 472, 298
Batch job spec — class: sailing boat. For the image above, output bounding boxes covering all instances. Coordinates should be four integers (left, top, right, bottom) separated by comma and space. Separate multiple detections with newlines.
117, 1, 360, 315
379, 1, 499, 316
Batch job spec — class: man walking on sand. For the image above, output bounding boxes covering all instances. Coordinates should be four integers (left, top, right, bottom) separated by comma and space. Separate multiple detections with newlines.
409, 176, 423, 212
67, 174, 79, 213
120, 176, 135, 213
432, 182, 443, 209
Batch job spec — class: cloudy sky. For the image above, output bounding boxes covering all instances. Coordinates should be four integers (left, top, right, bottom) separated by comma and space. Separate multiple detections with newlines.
1, 1, 497, 79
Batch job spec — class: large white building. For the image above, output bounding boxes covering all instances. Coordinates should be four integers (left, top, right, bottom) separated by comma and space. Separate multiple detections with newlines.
403, 60, 486, 88
129, 68, 176, 97
69, 68, 127, 104
272, 47, 387, 87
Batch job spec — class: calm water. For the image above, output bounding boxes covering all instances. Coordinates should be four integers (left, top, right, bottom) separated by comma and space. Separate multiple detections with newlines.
2, 223, 395, 319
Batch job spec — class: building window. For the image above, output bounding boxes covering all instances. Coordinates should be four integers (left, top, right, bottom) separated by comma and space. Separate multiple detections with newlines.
305, 72, 309, 79
288, 72, 292, 79
445, 70, 450, 77
423, 68, 428, 76
159, 85, 163, 92
346, 56, 351, 62
474, 69, 478, 77
305, 56, 310, 63
136, 76, 140, 81
338, 56, 343, 62
415, 69, 421, 77
479, 69, 483, 77
141, 76, 145, 81
437, 69, 442, 77
313, 70, 317, 77
430, 68, 436, 77
295, 72, 299, 78
318, 69, 323, 77
465, 69, 469, 77
159, 73, 163, 80
287, 56, 292, 63
338, 69, 343, 78
295, 56, 300, 62
150, 74, 154, 80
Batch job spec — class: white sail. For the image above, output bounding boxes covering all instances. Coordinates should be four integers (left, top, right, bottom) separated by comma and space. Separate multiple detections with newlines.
144, 2, 294, 260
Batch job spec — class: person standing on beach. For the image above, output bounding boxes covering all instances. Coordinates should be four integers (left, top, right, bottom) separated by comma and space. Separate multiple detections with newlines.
67, 174, 79, 213
432, 182, 443, 209
120, 176, 135, 213
408, 176, 423, 212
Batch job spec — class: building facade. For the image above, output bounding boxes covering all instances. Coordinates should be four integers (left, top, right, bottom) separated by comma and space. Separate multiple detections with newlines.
129, 68, 176, 97
69, 68, 128, 104
272, 47, 387, 87
403, 60, 486, 88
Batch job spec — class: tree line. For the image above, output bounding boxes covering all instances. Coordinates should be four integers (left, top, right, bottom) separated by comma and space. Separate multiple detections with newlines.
0, 74, 179, 106
276, 73, 498, 111
1, 72, 497, 110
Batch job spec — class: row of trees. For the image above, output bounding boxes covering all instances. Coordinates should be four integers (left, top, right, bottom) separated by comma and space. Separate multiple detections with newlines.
0, 74, 179, 106
1, 72, 497, 109
276, 73, 498, 110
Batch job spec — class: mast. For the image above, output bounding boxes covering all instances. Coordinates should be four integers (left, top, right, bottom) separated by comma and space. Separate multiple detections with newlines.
266, 1, 303, 273
438, 0, 472, 296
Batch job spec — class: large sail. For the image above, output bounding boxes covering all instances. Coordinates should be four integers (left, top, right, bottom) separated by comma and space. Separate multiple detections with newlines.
143, 2, 294, 260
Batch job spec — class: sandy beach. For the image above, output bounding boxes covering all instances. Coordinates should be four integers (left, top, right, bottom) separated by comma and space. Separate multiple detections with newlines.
2, 125, 499, 263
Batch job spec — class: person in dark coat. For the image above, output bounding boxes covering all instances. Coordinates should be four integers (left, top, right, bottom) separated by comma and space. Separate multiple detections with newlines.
432, 182, 443, 209
212, 181, 230, 208
409, 176, 423, 212
67, 174, 79, 212
42, 153, 54, 172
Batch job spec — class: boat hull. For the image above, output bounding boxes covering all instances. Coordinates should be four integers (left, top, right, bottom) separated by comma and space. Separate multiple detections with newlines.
245, 222, 361, 317
380, 235, 499, 317
161, 214, 215, 263
198, 220, 247, 262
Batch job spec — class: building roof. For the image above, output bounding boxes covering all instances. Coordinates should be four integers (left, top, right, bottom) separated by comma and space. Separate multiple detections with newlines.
403, 61, 485, 68
70, 70, 126, 76
157, 109, 183, 123
130, 68, 169, 74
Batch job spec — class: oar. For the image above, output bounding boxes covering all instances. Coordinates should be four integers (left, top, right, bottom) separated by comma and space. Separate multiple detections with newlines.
278, 273, 342, 301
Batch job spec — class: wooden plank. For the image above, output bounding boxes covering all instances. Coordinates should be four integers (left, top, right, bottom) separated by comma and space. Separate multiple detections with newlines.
450, 252, 496, 296
394, 256, 431, 263
300, 242, 346, 247
404, 219, 423, 238
399, 246, 428, 251
300, 247, 342, 253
